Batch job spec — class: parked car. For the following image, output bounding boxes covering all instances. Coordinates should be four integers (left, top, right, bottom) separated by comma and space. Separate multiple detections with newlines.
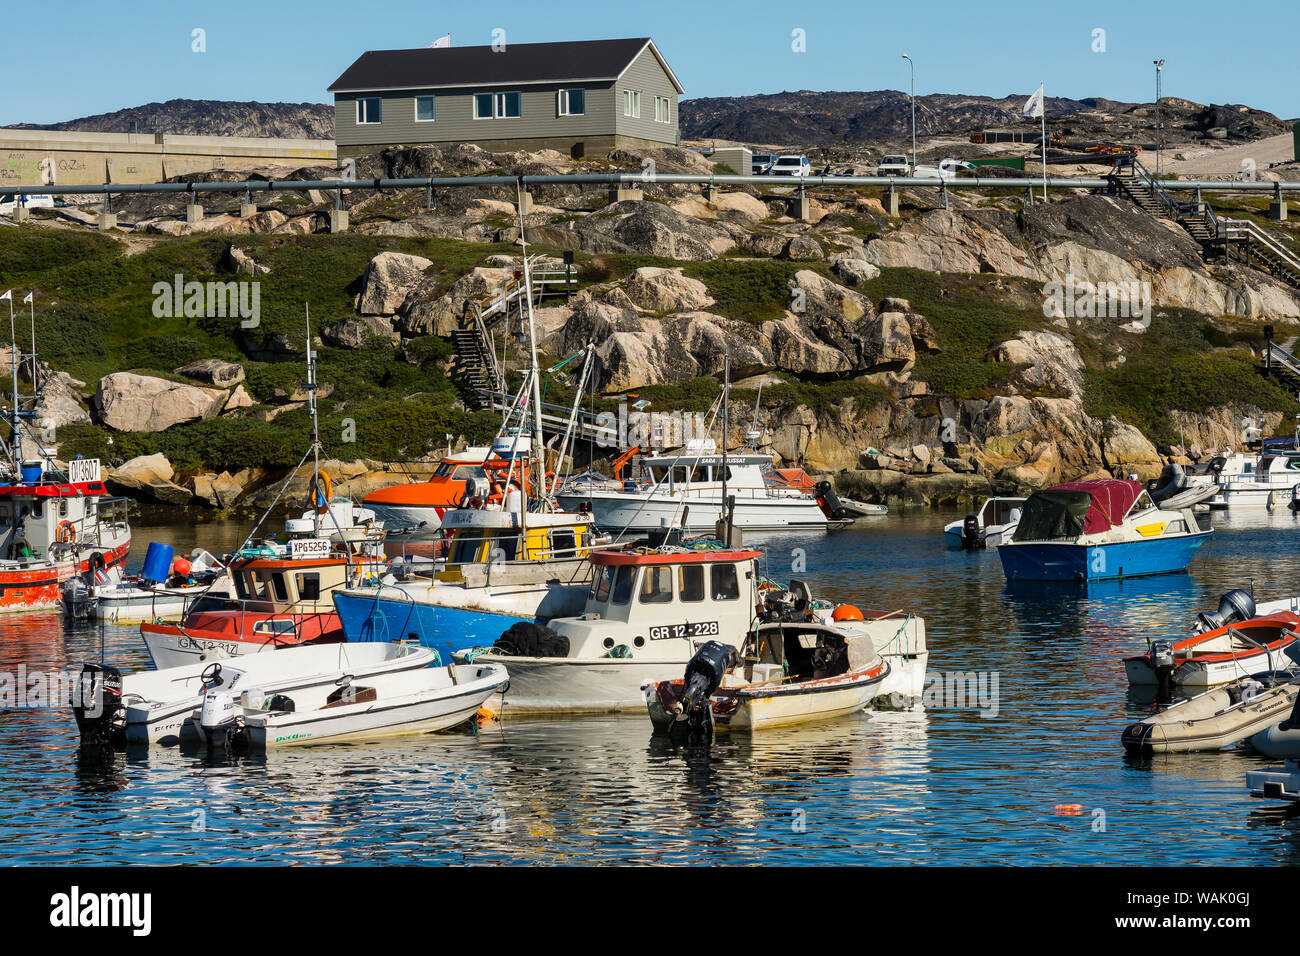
877, 154, 912, 176
910, 158, 977, 182
751, 153, 775, 175
769, 154, 811, 177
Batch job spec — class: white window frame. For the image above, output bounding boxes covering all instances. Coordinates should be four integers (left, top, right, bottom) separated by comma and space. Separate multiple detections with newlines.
475, 90, 522, 120
623, 90, 641, 118
557, 87, 586, 116
413, 95, 436, 123
655, 95, 671, 123
356, 97, 382, 125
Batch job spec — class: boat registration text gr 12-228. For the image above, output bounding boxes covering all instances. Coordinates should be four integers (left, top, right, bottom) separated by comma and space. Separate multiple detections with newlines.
650, 621, 719, 641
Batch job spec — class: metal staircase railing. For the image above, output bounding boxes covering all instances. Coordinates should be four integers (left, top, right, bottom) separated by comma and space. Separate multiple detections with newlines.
1221, 218, 1300, 280
1265, 341, 1300, 382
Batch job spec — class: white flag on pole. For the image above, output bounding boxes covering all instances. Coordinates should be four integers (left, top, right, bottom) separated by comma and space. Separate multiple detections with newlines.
1022, 84, 1045, 119
427, 33, 450, 49
22, 293, 32, 304
0, 290, 10, 301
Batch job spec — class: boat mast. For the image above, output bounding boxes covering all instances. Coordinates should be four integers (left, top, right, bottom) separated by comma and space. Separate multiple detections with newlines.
720, 354, 729, 540
516, 182, 547, 515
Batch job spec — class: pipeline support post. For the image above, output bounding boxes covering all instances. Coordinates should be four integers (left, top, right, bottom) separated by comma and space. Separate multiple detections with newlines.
1270, 183, 1288, 221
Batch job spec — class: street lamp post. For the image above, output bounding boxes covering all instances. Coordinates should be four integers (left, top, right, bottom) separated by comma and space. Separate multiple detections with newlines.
901, 54, 916, 170
1153, 58, 1165, 176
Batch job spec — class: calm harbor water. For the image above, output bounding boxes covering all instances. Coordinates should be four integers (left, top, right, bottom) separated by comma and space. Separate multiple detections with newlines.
4, 510, 1300, 865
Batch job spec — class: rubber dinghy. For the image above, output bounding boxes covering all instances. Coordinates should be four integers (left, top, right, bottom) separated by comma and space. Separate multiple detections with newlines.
1120, 675, 1299, 755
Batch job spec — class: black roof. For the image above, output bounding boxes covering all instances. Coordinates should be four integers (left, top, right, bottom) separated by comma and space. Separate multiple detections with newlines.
328, 37, 682, 94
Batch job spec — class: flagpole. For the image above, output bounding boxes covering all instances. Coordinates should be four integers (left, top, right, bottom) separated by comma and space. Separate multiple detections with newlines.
1040, 82, 1047, 202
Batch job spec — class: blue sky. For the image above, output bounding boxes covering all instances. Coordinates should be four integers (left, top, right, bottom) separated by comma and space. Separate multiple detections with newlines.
5, 0, 1296, 125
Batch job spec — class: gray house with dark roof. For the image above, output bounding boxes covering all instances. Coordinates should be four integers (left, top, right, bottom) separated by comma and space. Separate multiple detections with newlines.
328, 37, 683, 160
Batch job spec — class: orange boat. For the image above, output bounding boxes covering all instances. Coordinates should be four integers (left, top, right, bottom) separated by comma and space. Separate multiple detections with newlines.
0, 460, 131, 612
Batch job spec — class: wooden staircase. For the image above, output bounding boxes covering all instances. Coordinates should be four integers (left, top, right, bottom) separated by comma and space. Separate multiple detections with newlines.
451, 267, 575, 404
1110, 156, 1300, 295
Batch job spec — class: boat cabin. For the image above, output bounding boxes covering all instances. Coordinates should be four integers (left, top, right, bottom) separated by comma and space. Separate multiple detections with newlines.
435, 508, 598, 587
1011, 479, 1196, 542
0, 466, 129, 565
545, 548, 762, 662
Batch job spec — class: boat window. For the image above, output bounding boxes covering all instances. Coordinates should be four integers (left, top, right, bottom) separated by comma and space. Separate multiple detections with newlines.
1288, 458, 1300, 471
31, 502, 42, 519
296, 573, 321, 601
639, 565, 674, 604
270, 573, 288, 602
452, 465, 487, 480
434, 463, 452, 478
449, 531, 483, 564
58, 500, 68, 517
610, 566, 635, 605
592, 565, 613, 601
488, 532, 519, 562
253, 619, 297, 635
679, 564, 705, 602
1129, 491, 1155, 515
1164, 520, 1187, 534
671, 466, 690, 485
550, 529, 575, 558
711, 564, 740, 601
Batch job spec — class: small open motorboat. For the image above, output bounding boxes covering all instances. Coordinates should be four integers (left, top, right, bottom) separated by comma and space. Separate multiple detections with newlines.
943, 496, 1026, 550
61, 546, 223, 623
72, 641, 438, 747
1123, 605, 1300, 691
194, 658, 507, 749
1120, 674, 1299, 754
644, 632, 890, 734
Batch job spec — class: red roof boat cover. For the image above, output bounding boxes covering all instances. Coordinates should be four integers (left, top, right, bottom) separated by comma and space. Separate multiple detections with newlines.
1049, 479, 1144, 533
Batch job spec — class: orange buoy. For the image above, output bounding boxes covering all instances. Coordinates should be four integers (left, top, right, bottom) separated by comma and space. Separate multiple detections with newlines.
475, 706, 498, 723
831, 604, 865, 622
172, 557, 192, 576
1052, 804, 1086, 815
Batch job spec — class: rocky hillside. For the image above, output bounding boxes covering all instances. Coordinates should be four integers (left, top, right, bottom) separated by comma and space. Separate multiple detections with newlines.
6, 99, 335, 139
681, 90, 1289, 149
3, 138, 1299, 511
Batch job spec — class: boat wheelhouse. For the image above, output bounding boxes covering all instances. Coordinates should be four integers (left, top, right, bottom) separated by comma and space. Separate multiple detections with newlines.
0, 459, 131, 612
334, 505, 603, 652
1211, 445, 1300, 509
998, 479, 1211, 582
362, 445, 496, 531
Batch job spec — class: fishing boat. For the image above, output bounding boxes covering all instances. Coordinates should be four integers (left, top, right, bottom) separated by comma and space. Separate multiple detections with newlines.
458, 543, 765, 713
362, 445, 498, 532
943, 496, 1026, 550
998, 479, 1211, 582
60, 545, 222, 623
1123, 610, 1300, 690
1211, 439, 1300, 509
644, 629, 890, 733
556, 439, 843, 533
193, 655, 507, 749
141, 314, 389, 668
72, 641, 438, 747
1120, 675, 1298, 754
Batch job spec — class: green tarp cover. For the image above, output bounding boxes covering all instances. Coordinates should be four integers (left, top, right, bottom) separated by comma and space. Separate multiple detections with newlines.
1011, 489, 1092, 541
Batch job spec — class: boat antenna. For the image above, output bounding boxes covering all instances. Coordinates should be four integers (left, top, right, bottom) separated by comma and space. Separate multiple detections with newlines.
305, 305, 353, 573
516, 180, 547, 514
719, 353, 730, 544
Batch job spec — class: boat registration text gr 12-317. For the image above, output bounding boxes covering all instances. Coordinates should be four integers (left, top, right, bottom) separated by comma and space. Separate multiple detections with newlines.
650, 621, 719, 641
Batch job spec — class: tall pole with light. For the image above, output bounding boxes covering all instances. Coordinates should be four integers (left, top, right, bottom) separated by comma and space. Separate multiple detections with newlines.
901, 54, 916, 171
1153, 58, 1165, 176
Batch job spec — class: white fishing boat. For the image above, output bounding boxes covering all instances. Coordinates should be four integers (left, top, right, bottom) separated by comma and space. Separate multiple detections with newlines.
194, 657, 507, 749
60, 547, 223, 623
1211, 442, 1300, 509
71, 641, 438, 747
1123, 611, 1300, 690
943, 497, 1026, 550
556, 439, 838, 533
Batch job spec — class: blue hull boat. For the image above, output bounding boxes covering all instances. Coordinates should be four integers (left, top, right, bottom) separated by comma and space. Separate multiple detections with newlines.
998, 531, 1212, 582
997, 478, 1212, 583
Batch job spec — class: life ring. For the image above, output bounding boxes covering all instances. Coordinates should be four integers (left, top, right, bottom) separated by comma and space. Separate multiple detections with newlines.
56, 520, 76, 544
309, 472, 333, 515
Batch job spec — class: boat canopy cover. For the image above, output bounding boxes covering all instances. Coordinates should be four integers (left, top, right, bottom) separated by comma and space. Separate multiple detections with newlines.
1012, 479, 1143, 540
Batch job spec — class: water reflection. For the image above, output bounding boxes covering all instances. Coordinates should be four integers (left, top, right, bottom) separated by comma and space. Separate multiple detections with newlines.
0, 513, 1298, 863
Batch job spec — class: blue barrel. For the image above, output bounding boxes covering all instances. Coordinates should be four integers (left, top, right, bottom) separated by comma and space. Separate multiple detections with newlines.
20, 462, 41, 484
141, 542, 175, 583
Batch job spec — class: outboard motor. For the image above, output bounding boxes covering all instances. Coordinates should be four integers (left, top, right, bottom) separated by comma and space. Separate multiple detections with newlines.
199, 688, 241, 751
814, 480, 849, 521
673, 641, 741, 734
1196, 588, 1256, 632
72, 663, 124, 747
1150, 638, 1176, 703
961, 513, 982, 551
